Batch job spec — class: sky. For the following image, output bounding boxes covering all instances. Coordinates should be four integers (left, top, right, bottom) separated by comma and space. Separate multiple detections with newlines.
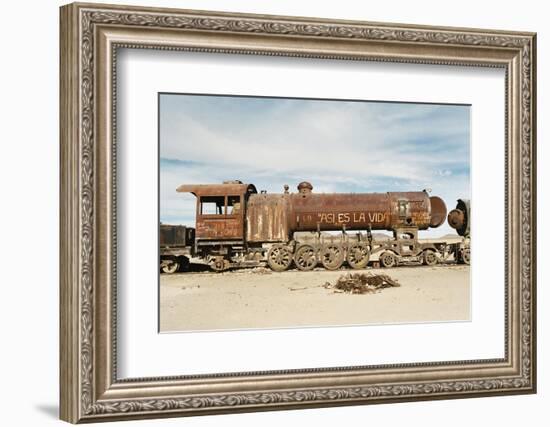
159, 93, 470, 237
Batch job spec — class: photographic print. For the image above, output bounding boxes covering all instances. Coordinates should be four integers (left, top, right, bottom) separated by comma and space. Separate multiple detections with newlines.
158, 94, 471, 332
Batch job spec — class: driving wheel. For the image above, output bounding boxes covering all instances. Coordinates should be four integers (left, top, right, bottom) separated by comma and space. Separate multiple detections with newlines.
320, 244, 345, 270
267, 244, 293, 271
294, 244, 318, 271
347, 243, 370, 269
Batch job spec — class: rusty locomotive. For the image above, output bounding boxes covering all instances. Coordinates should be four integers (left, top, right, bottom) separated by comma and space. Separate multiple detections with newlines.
160, 181, 470, 273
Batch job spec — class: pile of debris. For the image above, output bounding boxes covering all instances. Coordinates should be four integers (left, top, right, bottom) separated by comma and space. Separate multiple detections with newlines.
324, 272, 400, 294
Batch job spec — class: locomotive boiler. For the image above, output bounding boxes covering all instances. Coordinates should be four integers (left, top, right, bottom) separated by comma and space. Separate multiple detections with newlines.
245, 181, 447, 243
160, 180, 460, 273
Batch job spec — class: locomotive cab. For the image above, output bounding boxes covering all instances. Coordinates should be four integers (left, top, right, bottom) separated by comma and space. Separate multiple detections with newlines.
176, 181, 257, 244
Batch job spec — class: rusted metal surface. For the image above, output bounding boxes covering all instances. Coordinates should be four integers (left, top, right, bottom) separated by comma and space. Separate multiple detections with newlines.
447, 199, 470, 237
175, 181, 453, 271
448, 208, 465, 230
297, 181, 313, 194
159, 224, 192, 274
176, 182, 257, 196
246, 194, 290, 242
285, 182, 446, 233
159, 224, 193, 247
428, 196, 447, 227
286, 184, 446, 235
288, 191, 440, 232
179, 181, 448, 245
177, 181, 257, 240
196, 216, 243, 239
290, 193, 390, 231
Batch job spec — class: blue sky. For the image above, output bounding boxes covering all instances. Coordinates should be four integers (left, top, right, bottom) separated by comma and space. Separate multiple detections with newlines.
160, 94, 470, 237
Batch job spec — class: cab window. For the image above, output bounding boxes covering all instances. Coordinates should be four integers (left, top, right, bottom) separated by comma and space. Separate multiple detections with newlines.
200, 196, 224, 215
227, 195, 241, 215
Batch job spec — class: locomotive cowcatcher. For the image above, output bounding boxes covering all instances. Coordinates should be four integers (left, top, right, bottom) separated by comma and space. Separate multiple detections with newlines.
159, 180, 470, 273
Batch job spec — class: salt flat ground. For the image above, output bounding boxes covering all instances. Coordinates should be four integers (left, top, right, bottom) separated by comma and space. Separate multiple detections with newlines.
159, 264, 470, 332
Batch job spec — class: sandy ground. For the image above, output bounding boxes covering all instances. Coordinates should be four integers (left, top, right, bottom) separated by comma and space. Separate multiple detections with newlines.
160, 264, 470, 332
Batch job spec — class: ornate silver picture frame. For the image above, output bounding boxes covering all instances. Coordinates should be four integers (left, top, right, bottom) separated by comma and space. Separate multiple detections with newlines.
60, 2, 536, 423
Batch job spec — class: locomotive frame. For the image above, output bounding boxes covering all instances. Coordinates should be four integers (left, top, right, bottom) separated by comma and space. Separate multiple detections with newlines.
60, 3, 536, 424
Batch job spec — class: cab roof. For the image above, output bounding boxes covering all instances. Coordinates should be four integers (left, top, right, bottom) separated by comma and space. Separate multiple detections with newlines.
176, 182, 257, 197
